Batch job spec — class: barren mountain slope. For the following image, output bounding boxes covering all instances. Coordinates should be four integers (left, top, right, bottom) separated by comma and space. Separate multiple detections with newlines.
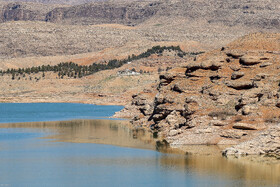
0, 0, 136, 5
0, 17, 270, 64
0, 21, 205, 69
0, 0, 279, 62
44, 0, 280, 29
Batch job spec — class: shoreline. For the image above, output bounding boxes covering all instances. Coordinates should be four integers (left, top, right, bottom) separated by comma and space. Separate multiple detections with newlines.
0, 117, 230, 156
1, 118, 279, 185
1, 101, 280, 160
0, 98, 126, 106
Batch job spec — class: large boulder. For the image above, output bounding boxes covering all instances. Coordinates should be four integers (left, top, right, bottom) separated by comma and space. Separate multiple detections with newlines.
225, 80, 255, 90
231, 71, 245, 80
226, 51, 244, 59
232, 122, 264, 130
239, 55, 262, 66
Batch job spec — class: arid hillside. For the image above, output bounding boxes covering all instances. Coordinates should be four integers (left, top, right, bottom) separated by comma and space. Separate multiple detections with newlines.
0, 0, 279, 64
45, 0, 280, 29
0, 48, 189, 105
0, 0, 123, 5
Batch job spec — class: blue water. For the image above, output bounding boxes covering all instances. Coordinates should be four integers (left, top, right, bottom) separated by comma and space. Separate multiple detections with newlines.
0, 103, 279, 187
0, 103, 123, 123
0, 128, 242, 187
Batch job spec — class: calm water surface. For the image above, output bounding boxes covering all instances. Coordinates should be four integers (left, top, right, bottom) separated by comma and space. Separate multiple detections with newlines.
0, 103, 279, 187
0, 103, 123, 123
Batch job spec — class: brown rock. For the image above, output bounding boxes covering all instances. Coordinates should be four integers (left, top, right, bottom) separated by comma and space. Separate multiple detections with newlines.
226, 51, 243, 59
169, 129, 181, 136
220, 130, 247, 139
253, 73, 268, 81
241, 105, 258, 115
225, 80, 255, 90
166, 111, 187, 129
239, 55, 262, 66
209, 120, 227, 126
260, 62, 273, 68
232, 122, 262, 130
231, 71, 244, 80
185, 61, 221, 73
223, 126, 280, 156
230, 65, 241, 71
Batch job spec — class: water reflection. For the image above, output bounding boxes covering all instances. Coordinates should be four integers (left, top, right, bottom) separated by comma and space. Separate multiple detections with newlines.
0, 119, 280, 186
0, 120, 155, 150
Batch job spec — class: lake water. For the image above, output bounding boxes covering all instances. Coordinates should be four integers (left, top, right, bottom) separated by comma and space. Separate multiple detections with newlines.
0, 103, 279, 187
0, 103, 123, 123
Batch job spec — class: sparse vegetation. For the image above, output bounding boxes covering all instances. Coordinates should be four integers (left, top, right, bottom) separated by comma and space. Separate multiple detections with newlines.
2, 45, 191, 80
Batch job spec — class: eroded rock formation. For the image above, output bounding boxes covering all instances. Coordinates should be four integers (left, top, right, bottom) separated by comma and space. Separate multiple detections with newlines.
120, 33, 280, 156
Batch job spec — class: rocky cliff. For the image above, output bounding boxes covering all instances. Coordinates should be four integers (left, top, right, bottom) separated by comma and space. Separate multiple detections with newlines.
1, 0, 280, 29
45, 0, 280, 28
119, 33, 280, 156
45, 1, 161, 25
0, 2, 64, 22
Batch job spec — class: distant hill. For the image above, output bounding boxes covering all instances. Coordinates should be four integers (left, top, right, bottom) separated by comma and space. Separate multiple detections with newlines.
0, 0, 279, 60
0, 0, 103, 5
0, 0, 279, 28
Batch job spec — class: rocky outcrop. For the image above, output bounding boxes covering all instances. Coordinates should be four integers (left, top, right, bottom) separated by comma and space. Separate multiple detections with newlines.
232, 122, 264, 130
43, 0, 280, 29
123, 33, 280, 157
1, 3, 38, 21
45, 1, 161, 25
2, 0, 280, 30
113, 89, 157, 127
225, 80, 255, 90
239, 55, 263, 66
223, 125, 280, 157
0, 2, 61, 23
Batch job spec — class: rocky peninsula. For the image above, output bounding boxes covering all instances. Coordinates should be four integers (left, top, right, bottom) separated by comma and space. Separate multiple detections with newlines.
115, 33, 280, 157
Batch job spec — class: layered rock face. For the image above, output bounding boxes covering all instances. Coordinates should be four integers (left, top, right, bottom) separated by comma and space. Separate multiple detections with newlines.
2, 0, 280, 28
0, 2, 63, 22
45, 1, 161, 25
123, 33, 280, 156
114, 88, 157, 124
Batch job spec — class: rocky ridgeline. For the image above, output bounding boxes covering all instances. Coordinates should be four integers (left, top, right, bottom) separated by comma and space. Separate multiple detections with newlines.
45, 1, 161, 25
0, 2, 63, 22
0, 1, 161, 25
0, 0, 104, 5
117, 33, 280, 156
1, 0, 280, 59
1, 0, 280, 28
